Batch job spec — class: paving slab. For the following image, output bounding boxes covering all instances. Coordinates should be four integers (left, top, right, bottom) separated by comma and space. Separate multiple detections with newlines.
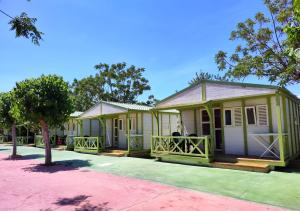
0, 145, 299, 210
0, 153, 285, 211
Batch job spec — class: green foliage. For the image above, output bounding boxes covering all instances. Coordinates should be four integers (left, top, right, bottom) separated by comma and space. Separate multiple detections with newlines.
189, 71, 230, 85
284, 0, 300, 60
72, 62, 151, 111
8, 12, 43, 45
0, 92, 18, 128
215, 0, 299, 86
14, 75, 74, 128
71, 76, 105, 111
139, 95, 158, 107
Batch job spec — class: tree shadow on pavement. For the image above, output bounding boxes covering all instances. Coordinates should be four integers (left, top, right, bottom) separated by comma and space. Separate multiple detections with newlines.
2, 154, 44, 160
54, 195, 111, 211
75, 202, 111, 211
55, 195, 91, 206
22, 159, 92, 173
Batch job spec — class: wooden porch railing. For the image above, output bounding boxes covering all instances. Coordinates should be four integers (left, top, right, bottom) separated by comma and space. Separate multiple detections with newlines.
127, 134, 143, 152
74, 136, 105, 153
151, 135, 213, 159
16, 136, 28, 145
35, 135, 56, 148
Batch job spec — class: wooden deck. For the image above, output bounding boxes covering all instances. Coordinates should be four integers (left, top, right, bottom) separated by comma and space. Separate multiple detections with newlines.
212, 154, 284, 173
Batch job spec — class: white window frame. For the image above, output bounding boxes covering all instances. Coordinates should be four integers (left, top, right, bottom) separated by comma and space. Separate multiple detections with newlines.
245, 106, 257, 125
118, 119, 123, 131
224, 108, 233, 127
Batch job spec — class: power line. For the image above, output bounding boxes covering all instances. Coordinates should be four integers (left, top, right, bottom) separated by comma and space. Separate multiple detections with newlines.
0, 9, 14, 19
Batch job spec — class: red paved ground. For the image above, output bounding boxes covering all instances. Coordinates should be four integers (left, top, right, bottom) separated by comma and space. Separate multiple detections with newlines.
0, 153, 285, 211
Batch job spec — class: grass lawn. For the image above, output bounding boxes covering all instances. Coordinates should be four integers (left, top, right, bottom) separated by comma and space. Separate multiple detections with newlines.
1, 145, 299, 210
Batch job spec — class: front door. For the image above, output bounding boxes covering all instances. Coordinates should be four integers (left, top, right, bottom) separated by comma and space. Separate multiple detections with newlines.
201, 109, 222, 151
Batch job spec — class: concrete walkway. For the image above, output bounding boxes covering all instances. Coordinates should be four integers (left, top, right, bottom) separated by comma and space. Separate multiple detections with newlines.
0, 153, 284, 211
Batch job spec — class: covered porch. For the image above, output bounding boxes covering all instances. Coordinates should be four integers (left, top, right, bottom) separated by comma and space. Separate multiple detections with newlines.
151, 95, 289, 169
70, 101, 149, 155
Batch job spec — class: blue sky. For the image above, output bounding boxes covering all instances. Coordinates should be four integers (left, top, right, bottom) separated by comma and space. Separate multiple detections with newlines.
0, 0, 299, 101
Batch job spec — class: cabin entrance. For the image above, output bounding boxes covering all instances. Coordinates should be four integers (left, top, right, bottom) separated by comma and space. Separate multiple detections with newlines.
201, 108, 222, 151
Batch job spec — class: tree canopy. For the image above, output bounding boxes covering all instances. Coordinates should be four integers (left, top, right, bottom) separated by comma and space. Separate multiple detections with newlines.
215, 0, 299, 86
14, 75, 74, 128
189, 71, 230, 85
72, 62, 152, 111
0, 92, 20, 157
14, 75, 74, 165
0, 92, 16, 128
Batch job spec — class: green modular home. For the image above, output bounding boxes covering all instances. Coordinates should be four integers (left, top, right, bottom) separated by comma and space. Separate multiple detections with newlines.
151, 80, 300, 168
71, 101, 179, 156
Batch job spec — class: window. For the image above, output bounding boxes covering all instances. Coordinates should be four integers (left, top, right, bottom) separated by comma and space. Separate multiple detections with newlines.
234, 107, 242, 126
257, 105, 268, 126
224, 109, 232, 126
245, 107, 256, 125
118, 119, 123, 130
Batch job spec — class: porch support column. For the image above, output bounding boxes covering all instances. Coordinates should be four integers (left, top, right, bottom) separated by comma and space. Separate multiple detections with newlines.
267, 96, 274, 144
79, 120, 83, 136
276, 92, 285, 162
98, 117, 106, 149
179, 110, 183, 135
153, 111, 159, 136
241, 99, 248, 156
204, 102, 215, 154
127, 112, 131, 152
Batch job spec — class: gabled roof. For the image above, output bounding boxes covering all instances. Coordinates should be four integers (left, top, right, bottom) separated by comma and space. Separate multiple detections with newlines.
103, 101, 152, 111
156, 79, 298, 107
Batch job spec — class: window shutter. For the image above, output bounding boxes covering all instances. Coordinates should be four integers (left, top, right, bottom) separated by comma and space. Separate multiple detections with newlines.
257, 105, 268, 126
234, 107, 242, 126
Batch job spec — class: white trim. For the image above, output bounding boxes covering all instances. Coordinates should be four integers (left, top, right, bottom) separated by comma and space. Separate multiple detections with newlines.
245, 106, 257, 125
118, 119, 123, 131
224, 108, 233, 127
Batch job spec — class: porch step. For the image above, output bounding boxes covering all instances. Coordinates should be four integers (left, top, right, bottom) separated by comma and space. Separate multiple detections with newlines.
100, 150, 127, 157
212, 161, 271, 173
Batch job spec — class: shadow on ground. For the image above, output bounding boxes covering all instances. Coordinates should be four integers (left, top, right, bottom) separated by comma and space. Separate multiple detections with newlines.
55, 195, 91, 206
22, 159, 92, 173
2, 154, 44, 161
53, 195, 111, 211
75, 202, 111, 211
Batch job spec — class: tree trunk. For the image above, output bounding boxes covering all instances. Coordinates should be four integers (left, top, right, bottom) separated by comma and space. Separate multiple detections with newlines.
40, 119, 52, 165
11, 123, 17, 157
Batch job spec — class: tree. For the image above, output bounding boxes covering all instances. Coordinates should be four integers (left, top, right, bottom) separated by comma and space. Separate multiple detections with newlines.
71, 62, 151, 111
71, 76, 105, 111
0, 92, 20, 157
139, 95, 159, 107
215, 0, 299, 86
284, 0, 300, 60
0, 2, 43, 45
95, 62, 151, 102
14, 75, 73, 165
189, 71, 230, 85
